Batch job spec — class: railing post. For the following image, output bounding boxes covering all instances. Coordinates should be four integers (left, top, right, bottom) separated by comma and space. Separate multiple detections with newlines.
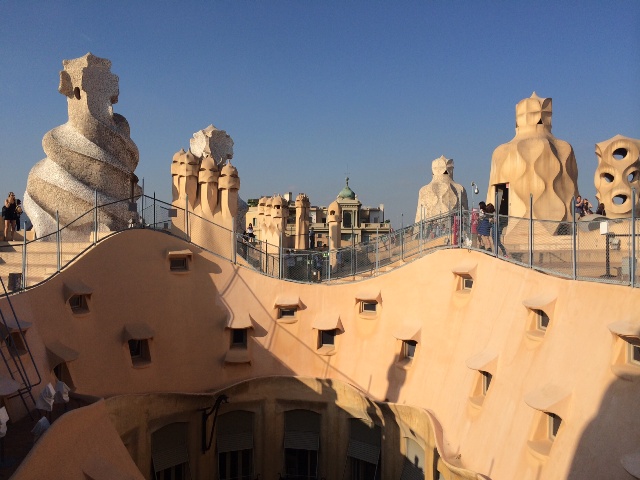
153, 192, 157, 230
375, 227, 379, 275
328, 237, 331, 283
632, 188, 636, 287
529, 194, 533, 268
494, 190, 499, 257
458, 192, 462, 248
21, 227, 27, 290
93, 189, 98, 245
185, 195, 189, 241
140, 180, 144, 226
279, 231, 283, 279
572, 196, 577, 280
419, 207, 423, 254
353, 245, 358, 275
56, 210, 61, 272
232, 218, 237, 265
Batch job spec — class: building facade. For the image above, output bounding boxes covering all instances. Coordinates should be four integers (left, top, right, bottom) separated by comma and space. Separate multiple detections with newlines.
246, 178, 390, 249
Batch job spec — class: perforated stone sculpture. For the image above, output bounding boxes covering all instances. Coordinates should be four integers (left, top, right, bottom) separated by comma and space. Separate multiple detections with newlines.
594, 135, 640, 218
24, 53, 141, 237
488, 92, 578, 230
415, 156, 468, 222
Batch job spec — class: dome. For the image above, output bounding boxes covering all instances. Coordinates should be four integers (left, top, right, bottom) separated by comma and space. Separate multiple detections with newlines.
338, 177, 356, 200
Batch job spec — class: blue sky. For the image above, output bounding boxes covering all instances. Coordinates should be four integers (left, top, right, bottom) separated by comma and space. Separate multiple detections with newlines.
1, 1, 638, 227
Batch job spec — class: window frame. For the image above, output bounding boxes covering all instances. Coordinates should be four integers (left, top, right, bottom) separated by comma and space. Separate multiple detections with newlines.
455, 273, 474, 293
69, 294, 88, 313
535, 309, 550, 331
169, 257, 188, 271
319, 329, 336, 348
548, 412, 562, 440
481, 371, 492, 395
167, 250, 193, 274
218, 448, 253, 480
4, 332, 27, 356
231, 328, 248, 348
628, 340, 640, 366
360, 301, 377, 315
128, 338, 151, 367
403, 340, 417, 360
278, 307, 298, 319
53, 362, 75, 390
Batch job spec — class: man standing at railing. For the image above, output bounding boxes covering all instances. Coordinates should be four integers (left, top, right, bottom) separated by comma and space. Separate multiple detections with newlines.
309, 227, 315, 249
285, 249, 295, 279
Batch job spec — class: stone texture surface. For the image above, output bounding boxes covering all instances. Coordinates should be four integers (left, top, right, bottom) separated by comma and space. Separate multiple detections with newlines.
256, 194, 288, 251
488, 92, 578, 226
594, 134, 640, 218
171, 125, 244, 236
415, 155, 468, 222
294, 193, 310, 250
24, 53, 140, 238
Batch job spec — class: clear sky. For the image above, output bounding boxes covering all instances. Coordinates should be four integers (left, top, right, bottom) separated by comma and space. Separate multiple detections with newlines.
1, 1, 638, 227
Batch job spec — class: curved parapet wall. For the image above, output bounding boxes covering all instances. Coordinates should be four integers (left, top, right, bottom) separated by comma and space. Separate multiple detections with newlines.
594, 134, 640, 218
24, 53, 140, 238
4, 229, 640, 478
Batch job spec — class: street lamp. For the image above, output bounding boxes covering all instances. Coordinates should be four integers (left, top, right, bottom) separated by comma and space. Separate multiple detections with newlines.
471, 182, 479, 210
470, 182, 480, 247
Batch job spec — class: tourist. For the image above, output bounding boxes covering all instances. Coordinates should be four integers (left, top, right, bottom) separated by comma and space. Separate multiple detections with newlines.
476, 202, 492, 251
575, 196, 585, 218
15, 199, 23, 231
286, 249, 295, 279
240, 231, 249, 257
309, 227, 315, 249
487, 203, 508, 258
470, 207, 479, 247
3, 192, 17, 241
312, 251, 323, 282
596, 203, 606, 216
246, 223, 255, 240
583, 198, 593, 215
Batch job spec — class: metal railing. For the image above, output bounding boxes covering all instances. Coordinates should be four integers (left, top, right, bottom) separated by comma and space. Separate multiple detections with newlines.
1, 194, 639, 293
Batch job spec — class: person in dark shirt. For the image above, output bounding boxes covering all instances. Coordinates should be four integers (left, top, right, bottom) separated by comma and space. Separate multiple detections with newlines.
309, 227, 315, 249
15, 199, 23, 231
3, 192, 17, 241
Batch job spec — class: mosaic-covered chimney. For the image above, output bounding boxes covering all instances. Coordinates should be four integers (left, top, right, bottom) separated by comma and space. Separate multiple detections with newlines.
24, 53, 141, 237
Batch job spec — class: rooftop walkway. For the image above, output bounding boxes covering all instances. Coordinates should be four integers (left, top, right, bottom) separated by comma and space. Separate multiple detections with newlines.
0, 195, 638, 295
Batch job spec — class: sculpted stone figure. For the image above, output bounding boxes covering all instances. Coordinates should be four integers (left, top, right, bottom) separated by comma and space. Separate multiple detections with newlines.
594, 135, 640, 218
24, 53, 140, 237
171, 125, 243, 235
415, 156, 468, 222
488, 92, 578, 229
294, 194, 310, 250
